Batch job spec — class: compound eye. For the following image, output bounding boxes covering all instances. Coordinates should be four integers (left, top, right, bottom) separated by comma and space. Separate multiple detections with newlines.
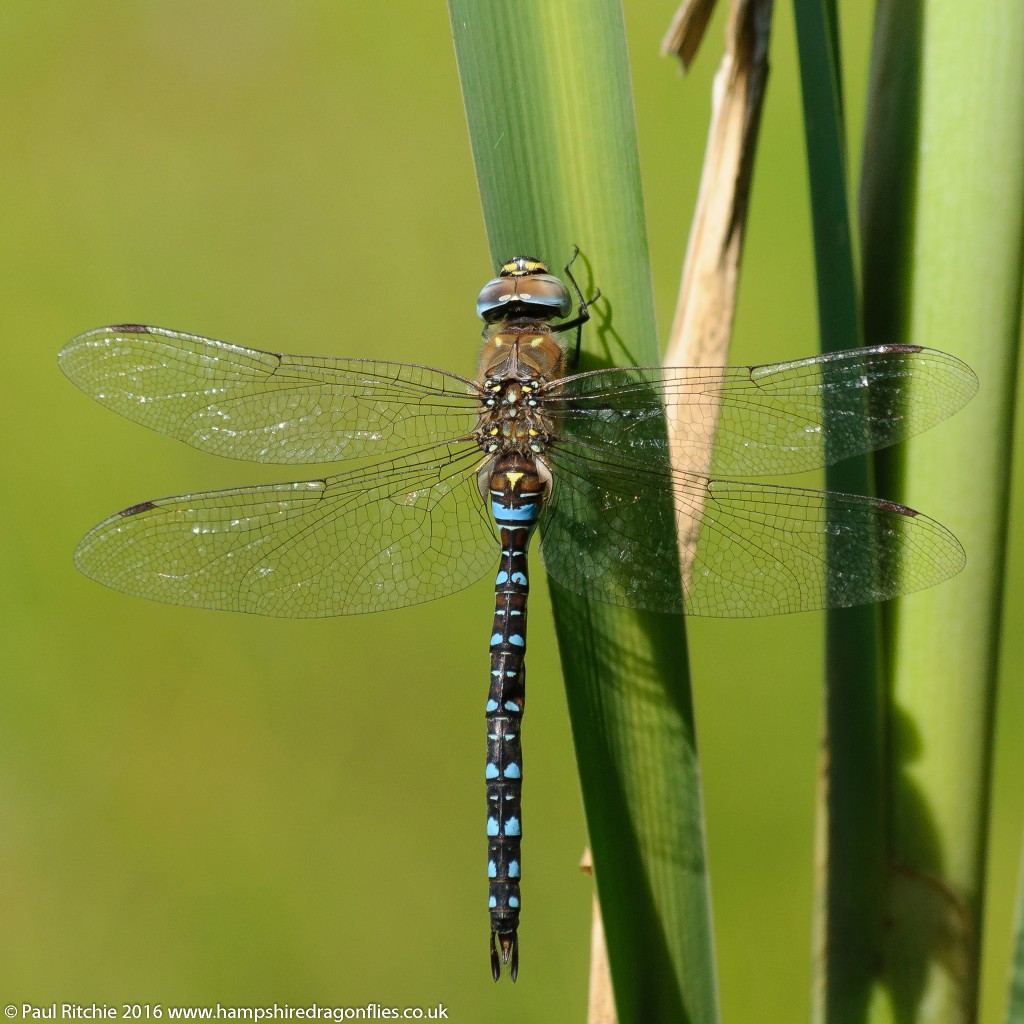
476, 272, 572, 322
522, 275, 572, 318
477, 278, 514, 322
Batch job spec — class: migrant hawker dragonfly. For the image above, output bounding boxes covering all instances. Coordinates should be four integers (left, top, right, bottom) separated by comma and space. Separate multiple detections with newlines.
60, 255, 976, 981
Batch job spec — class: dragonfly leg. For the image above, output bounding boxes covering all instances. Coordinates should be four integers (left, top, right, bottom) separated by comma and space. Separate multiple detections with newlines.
555, 246, 600, 370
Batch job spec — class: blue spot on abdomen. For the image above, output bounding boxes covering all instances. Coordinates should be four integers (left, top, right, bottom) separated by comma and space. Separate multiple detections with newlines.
491, 501, 539, 523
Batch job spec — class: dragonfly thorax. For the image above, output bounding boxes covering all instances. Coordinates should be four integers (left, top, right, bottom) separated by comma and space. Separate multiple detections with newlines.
476, 376, 555, 457
478, 325, 567, 382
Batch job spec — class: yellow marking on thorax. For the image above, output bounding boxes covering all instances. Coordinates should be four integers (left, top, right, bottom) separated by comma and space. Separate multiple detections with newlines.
505, 471, 525, 488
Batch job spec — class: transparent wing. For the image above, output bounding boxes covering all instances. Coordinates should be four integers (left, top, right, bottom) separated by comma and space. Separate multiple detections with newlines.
74, 442, 497, 617
59, 325, 482, 464
539, 443, 965, 617
544, 346, 977, 477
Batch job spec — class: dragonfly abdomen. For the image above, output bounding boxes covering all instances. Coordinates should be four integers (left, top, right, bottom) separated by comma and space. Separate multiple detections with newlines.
485, 452, 546, 982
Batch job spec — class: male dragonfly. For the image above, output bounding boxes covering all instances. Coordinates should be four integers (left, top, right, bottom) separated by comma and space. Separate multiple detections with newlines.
60, 255, 977, 981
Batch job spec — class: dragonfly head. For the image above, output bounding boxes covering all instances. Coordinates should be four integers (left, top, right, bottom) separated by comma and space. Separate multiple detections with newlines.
476, 256, 572, 324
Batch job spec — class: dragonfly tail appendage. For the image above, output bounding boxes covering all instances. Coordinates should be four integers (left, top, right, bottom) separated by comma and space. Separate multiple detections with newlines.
490, 928, 519, 983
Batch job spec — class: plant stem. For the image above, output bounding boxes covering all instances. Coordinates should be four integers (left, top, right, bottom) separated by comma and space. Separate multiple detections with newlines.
861, 0, 1024, 1020
794, 3, 887, 1021
448, 3, 718, 1020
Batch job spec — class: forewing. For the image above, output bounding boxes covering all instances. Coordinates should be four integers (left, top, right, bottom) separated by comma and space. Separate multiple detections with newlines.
544, 346, 977, 477
59, 325, 481, 464
74, 442, 497, 617
539, 444, 965, 617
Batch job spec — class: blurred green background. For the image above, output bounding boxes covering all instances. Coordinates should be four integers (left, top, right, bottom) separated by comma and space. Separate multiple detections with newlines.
1, 2, 1021, 1021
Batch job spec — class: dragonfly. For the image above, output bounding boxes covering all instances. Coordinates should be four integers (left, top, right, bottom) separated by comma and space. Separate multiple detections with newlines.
60, 254, 977, 981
